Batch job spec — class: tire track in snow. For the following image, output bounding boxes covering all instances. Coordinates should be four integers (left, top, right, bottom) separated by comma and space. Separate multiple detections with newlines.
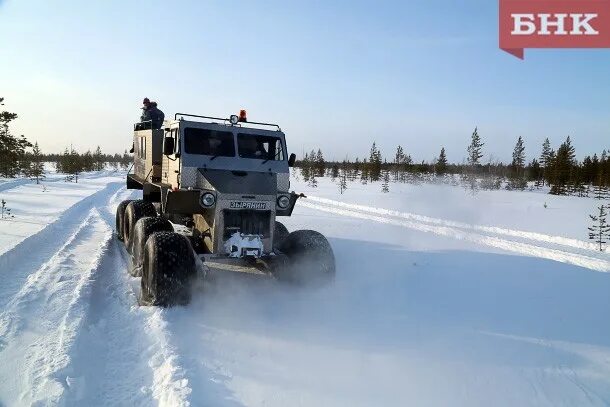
306, 196, 603, 254
57, 236, 158, 406
0, 209, 111, 406
300, 201, 610, 273
60, 192, 195, 407
0, 181, 123, 310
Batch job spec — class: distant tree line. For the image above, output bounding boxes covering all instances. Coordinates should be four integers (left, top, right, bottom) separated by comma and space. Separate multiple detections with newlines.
1, 96, 131, 183
297, 128, 610, 198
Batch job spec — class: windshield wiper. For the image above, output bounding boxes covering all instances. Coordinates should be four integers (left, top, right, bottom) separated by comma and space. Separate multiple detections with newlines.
210, 154, 221, 161
261, 158, 270, 164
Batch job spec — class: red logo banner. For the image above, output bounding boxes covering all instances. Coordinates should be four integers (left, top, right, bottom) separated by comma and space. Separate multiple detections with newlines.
499, 0, 610, 59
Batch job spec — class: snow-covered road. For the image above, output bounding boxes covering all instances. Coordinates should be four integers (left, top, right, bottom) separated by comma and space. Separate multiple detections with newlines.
0, 172, 609, 406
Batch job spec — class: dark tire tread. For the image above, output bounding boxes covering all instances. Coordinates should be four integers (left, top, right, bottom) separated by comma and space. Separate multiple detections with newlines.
130, 216, 174, 277
277, 230, 335, 285
124, 200, 157, 253
115, 200, 134, 241
140, 232, 196, 307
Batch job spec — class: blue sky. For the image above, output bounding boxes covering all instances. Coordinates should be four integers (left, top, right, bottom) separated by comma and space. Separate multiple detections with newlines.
0, 0, 608, 162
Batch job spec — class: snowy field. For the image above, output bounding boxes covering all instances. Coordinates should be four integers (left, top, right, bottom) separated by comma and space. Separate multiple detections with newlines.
0, 170, 609, 406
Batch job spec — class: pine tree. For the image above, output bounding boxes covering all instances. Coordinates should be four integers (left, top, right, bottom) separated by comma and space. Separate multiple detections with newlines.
360, 158, 368, 184
82, 150, 94, 172
339, 170, 347, 194
539, 138, 552, 182
564, 136, 576, 165
330, 164, 339, 181
436, 147, 448, 175
593, 173, 610, 200
381, 170, 390, 193
315, 149, 325, 177
529, 159, 542, 188
93, 145, 104, 171
510, 136, 526, 189
0, 97, 32, 178
549, 138, 575, 195
369, 142, 382, 181
59, 147, 84, 183
1, 198, 14, 219
588, 205, 610, 252
511, 136, 525, 172
28, 142, 45, 184
467, 127, 484, 167
308, 174, 318, 188
300, 152, 311, 181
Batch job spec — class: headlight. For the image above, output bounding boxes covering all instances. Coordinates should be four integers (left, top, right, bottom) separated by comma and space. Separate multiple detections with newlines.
277, 195, 290, 209
201, 192, 216, 207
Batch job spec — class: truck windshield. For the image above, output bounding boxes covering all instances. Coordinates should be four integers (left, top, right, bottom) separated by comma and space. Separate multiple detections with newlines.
237, 134, 284, 161
184, 128, 235, 157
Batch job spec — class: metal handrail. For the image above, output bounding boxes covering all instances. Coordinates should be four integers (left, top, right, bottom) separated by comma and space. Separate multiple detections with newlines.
174, 112, 282, 131
134, 120, 154, 131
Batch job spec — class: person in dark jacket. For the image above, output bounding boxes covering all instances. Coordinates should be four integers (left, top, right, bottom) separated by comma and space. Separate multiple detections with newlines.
140, 98, 151, 123
148, 101, 165, 129
135, 98, 153, 131
137, 98, 164, 129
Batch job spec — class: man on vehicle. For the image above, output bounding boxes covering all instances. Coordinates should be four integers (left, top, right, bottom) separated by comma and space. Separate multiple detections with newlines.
148, 101, 165, 129
137, 98, 164, 130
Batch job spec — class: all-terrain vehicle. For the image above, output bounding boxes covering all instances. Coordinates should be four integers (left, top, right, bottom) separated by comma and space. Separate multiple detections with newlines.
116, 111, 335, 306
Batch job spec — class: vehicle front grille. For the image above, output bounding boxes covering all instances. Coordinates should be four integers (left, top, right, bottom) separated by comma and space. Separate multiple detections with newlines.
223, 210, 271, 239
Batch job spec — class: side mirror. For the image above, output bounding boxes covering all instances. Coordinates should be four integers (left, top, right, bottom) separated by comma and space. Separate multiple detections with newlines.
163, 137, 175, 156
288, 153, 296, 167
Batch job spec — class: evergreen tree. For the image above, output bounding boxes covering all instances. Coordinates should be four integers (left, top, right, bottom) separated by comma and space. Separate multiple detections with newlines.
436, 147, 448, 175
510, 136, 526, 189
59, 147, 84, 183
330, 164, 339, 180
528, 159, 542, 188
539, 138, 553, 186
511, 136, 525, 172
593, 173, 610, 200
308, 174, 318, 188
360, 158, 368, 184
300, 152, 311, 181
549, 137, 576, 195
339, 170, 347, 194
0, 97, 32, 178
28, 142, 45, 184
93, 145, 105, 171
82, 150, 94, 172
467, 127, 484, 167
369, 142, 382, 181
564, 136, 576, 164
588, 205, 610, 252
314, 149, 326, 177
1, 198, 14, 219
381, 170, 390, 193
394, 145, 405, 165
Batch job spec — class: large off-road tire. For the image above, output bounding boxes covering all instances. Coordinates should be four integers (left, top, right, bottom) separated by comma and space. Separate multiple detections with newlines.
124, 200, 157, 254
115, 200, 134, 241
273, 221, 289, 249
130, 216, 174, 277
139, 232, 197, 307
276, 230, 335, 285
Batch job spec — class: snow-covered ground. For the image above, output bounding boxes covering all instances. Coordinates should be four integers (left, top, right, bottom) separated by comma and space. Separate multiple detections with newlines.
0, 171, 609, 406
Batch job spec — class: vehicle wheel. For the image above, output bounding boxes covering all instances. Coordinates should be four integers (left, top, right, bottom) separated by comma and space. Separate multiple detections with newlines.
130, 216, 174, 277
139, 232, 197, 307
115, 200, 134, 241
276, 230, 335, 285
273, 221, 289, 249
124, 200, 157, 254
